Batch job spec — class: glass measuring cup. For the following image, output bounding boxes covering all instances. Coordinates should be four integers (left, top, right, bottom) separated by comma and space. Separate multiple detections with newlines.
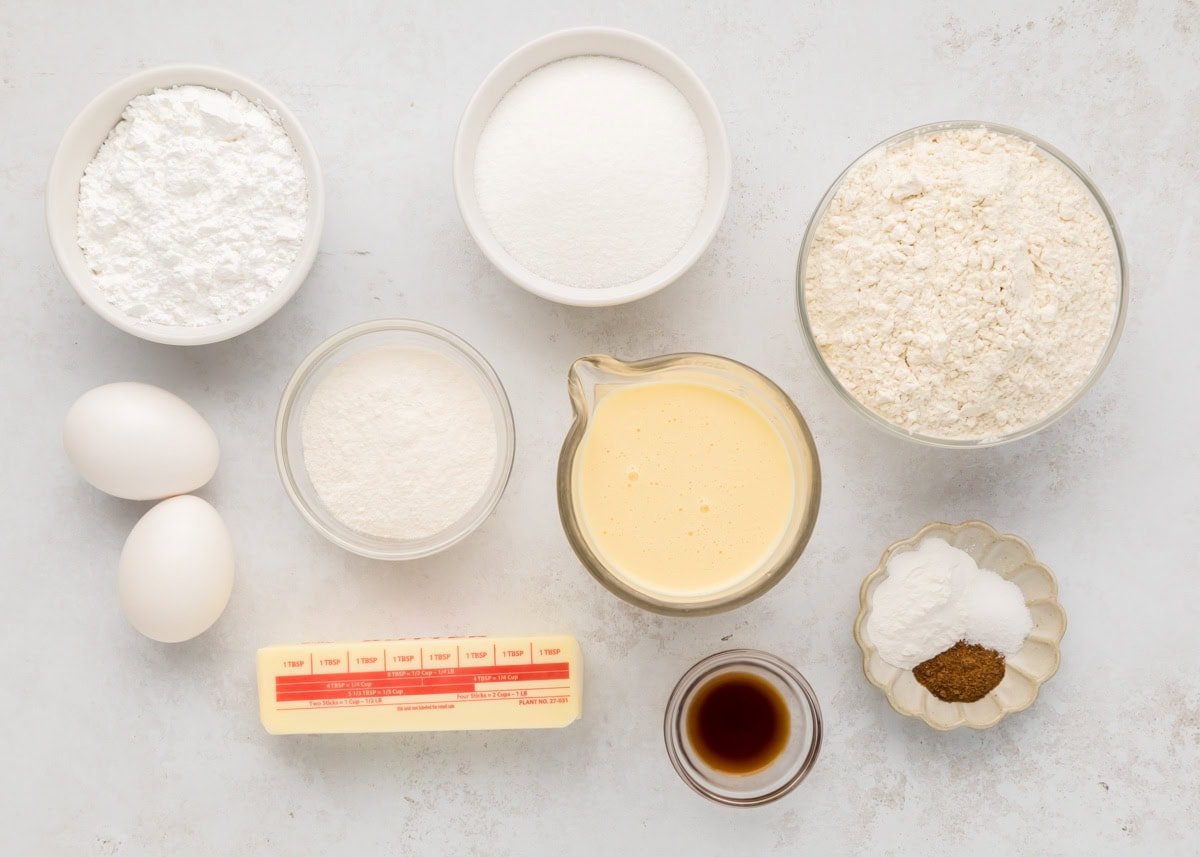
556, 353, 821, 616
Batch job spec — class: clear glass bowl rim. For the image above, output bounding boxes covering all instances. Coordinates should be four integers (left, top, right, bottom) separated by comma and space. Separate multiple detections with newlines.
795, 119, 1130, 448
663, 649, 823, 807
274, 318, 517, 560
556, 352, 821, 616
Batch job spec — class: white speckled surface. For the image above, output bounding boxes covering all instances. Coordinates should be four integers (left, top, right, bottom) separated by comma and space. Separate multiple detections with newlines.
3, 1, 1198, 853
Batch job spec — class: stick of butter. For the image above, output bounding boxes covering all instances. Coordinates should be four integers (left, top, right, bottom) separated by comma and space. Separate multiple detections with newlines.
256, 635, 582, 735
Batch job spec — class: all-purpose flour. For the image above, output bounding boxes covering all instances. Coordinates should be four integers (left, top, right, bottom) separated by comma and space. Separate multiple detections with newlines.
301, 345, 498, 541
804, 127, 1118, 440
77, 85, 308, 326
474, 56, 708, 289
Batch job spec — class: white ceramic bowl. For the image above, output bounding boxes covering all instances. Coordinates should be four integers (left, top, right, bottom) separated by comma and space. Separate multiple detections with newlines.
453, 27, 731, 307
46, 64, 325, 346
854, 521, 1067, 731
275, 319, 516, 561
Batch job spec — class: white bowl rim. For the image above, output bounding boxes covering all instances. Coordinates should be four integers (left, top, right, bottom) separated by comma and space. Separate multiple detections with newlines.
453, 26, 732, 307
46, 63, 326, 346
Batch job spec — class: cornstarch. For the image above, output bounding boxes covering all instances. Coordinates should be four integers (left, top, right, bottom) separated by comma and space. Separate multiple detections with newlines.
474, 56, 708, 289
804, 127, 1118, 440
77, 85, 308, 326
866, 538, 1032, 670
301, 345, 498, 541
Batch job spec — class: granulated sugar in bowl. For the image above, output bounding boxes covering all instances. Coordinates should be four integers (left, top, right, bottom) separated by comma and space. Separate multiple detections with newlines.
474, 55, 708, 290
455, 27, 732, 307
797, 121, 1128, 447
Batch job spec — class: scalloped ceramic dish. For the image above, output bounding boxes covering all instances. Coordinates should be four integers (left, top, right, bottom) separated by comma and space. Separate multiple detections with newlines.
853, 521, 1066, 730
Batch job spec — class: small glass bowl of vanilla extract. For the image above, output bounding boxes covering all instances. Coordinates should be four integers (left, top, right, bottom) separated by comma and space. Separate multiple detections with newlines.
663, 650, 822, 806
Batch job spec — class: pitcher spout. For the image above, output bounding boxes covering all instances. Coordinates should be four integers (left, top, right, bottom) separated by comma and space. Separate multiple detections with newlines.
566, 354, 630, 423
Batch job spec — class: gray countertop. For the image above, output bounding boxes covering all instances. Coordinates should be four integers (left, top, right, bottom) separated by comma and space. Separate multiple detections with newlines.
3, 1, 1198, 854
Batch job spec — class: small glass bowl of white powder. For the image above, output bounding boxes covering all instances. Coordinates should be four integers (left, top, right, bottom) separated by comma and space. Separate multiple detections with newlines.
275, 320, 516, 560
797, 121, 1129, 447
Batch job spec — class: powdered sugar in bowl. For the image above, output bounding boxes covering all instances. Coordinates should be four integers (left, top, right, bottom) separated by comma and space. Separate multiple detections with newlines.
796, 120, 1128, 447
275, 320, 516, 561
47, 64, 324, 346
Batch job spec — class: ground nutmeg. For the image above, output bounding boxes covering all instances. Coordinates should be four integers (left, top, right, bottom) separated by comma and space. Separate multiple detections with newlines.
912, 641, 1006, 703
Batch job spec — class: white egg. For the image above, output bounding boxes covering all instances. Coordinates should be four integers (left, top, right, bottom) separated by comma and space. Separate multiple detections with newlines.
119, 495, 235, 643
64, 382, 219, 501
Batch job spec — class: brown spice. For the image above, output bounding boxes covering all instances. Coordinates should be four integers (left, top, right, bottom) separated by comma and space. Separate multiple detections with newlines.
913, 641, 1005, 702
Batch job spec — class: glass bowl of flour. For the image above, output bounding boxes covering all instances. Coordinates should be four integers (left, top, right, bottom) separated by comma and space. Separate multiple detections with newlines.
796, 120, 1128, 447
46, 64, 324, 345
275, 320, 516, 560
